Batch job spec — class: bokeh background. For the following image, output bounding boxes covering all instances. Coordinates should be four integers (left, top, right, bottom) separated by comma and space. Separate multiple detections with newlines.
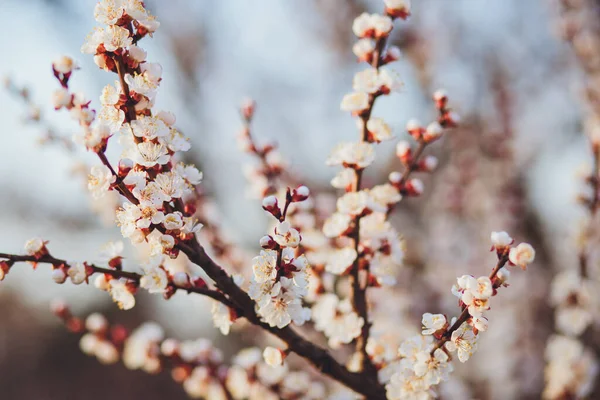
0, 0, 593, 399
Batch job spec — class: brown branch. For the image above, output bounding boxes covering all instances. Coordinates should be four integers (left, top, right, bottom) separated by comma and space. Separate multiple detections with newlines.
115, 56, 138, 124
580, 143, 600, 278
348, 32, 391, 379
176, 240, 387, 399
0, 252, 234, 308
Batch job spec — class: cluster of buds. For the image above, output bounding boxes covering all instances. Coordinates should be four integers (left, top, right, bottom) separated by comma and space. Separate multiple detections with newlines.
245, 187, 312, 329
391, 90, 459, 197
385, 233, 534, 399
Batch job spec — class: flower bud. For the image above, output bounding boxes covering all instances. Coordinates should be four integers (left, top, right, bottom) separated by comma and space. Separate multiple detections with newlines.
384, 46, 402, 63
85, 313, 108, 333
388, 171, 402, 187
173, 272, 190, 287
384, 0, 411, 19
423, 122, 443, 143
396, 141, 412, 164
241, 99, 256, 121
405, 178, 424, 196
260, 235, 277, 249
420, 155, 438, 172
53, 55, 78, 75
52, 88, 72, 110
292, 185, 310, 202
496, 268, 511, 284
52, 268, 67, 284
262, 195, 281, 219
406, 119, 424, 140
263, 346, 285, 366
433, 89, 448, 109
490, 231, 513, 250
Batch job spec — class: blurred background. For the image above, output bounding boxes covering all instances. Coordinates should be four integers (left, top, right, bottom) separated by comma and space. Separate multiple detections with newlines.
0, 0, 594, 398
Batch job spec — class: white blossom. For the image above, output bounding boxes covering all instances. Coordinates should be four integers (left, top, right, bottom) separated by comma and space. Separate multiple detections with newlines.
340, 92, 369, 113
68, 262, 88, 285
327, 142, 375, 169
263, 346, 284, 367
421, 313, 446, 335
88, 165, 116, 198
109, 279, 135, 310
445, 322, 478, 362
509, 242, 535, 269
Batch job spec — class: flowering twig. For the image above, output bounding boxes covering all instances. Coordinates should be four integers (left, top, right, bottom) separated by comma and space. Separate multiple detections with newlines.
429, 252, 509, 354
0, 252, 233, 307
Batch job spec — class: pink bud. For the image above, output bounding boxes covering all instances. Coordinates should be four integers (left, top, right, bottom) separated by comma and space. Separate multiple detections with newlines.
406, 119, 424, 140
386, 46, 402, 62
389, 171, 402, 184
396, 141, 412, 164
292, 185, 310, 202
405, 178, 424, 196
260, 235, 277, 249
420, 155, 438, 172
433, 89, 448, 110
262, 195, 282, 219
423, 122, 443, 143
52, 268, 67, 284
241, 99, 256, 121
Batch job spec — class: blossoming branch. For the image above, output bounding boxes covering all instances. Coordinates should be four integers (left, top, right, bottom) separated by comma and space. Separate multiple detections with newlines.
0, 1, 539, 399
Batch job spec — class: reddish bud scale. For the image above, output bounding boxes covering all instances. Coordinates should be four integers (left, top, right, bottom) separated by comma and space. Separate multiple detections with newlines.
108, 257, 123, 270
193, 277, 207, 289
291, 186, 310, 202
84, 263, 94, 279
367, 274, 381, 288
358, 53, 375, 64
228, 307, 239, 322
397, 152, 413, 166
403, 179, 423, 196
439, 111, 458, 128
408, 128, 424, 141
163, 285, 176, 300
416, 158, 433, 172
382, 51, 399, 65
0, 261, 11, 275
260, 236, 278, 250
386, 8, 410, 20
279, 262, 300, 278
434, 97, 448, 110
125, 280, 139, 294
165, 247, 180, 259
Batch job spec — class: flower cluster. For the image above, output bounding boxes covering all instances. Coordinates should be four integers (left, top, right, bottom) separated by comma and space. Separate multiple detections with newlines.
385, 233, 533, 399
247, 189, 312, 329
